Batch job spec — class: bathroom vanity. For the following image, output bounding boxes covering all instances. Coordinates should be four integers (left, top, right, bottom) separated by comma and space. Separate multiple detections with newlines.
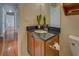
26, 26, 60, 56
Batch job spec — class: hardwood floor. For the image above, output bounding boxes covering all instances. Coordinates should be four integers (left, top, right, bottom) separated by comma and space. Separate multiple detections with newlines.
0, 32, 18, 56
0, 39, 3, 55
3, 40, 18, 56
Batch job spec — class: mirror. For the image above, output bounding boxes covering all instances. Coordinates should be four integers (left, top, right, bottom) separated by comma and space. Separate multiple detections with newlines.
49, 3, 60, 28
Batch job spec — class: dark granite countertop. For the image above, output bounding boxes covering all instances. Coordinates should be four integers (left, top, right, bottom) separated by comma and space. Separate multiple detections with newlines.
26, 26, 60, 41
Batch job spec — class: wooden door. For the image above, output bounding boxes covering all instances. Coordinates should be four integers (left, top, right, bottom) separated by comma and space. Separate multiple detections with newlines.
27, 32, 34, 56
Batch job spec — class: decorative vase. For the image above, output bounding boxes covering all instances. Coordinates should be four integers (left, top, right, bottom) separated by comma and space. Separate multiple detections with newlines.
38, 24, 41, 29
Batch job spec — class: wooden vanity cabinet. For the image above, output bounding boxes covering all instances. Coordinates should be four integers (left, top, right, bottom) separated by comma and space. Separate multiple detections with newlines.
27, 32, 59, 56
27, 32, 35, 56
27, 32, 45, 56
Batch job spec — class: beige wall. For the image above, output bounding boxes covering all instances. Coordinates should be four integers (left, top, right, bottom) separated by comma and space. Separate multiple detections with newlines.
25, 3, 50, 26
18, 4, 28, 55
57, 4, 60, 27
60, 4, 79, 56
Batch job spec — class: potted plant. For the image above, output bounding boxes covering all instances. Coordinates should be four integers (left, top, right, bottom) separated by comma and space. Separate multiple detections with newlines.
37, 14, 42, 29
43, 16, 48, 31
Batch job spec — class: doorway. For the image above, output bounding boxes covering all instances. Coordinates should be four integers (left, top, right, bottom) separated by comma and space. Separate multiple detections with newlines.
0, 4, 18, 56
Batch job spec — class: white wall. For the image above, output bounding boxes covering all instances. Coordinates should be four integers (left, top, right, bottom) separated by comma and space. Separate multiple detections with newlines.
0, 4, 19, 37
3, 4, 19, 32
0, 6, 3, 37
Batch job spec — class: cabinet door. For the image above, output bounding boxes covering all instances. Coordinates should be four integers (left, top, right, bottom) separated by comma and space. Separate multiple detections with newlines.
46, 35, 59, 56
46, 43, 59, 56
27, 32, 34, 56
34, 38, 44, 56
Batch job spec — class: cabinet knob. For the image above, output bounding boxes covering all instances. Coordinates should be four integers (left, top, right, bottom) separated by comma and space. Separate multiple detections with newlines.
49, 45, 52, 48
49, 45, 56, 49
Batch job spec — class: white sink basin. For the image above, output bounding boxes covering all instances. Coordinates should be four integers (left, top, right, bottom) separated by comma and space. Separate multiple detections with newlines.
34, 30, 48, 33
